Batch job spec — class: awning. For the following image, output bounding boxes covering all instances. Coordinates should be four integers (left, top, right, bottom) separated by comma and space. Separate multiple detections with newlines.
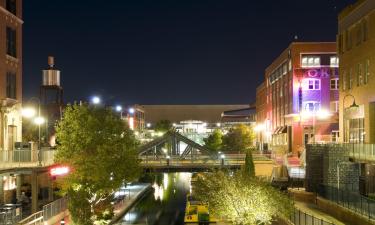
279, 126, 288, 134
273, 127, 282, 135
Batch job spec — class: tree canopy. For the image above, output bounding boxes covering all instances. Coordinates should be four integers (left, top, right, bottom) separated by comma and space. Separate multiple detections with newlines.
203, 129, 223, 152
154, 119, 172, 133
194, 171, 293, 225
222, 124, 255, 152
55, 103, 140, 224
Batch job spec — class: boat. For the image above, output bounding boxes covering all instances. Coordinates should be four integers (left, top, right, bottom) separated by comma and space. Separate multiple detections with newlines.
184, 194, 217, 224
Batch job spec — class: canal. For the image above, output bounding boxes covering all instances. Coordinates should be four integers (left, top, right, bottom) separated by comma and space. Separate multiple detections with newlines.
117, 172, 193, 225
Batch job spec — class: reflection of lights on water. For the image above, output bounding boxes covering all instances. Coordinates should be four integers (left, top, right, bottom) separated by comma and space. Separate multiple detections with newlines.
152, 183, 164, 201
163, 173, 169, 188
123, 212, 137, 222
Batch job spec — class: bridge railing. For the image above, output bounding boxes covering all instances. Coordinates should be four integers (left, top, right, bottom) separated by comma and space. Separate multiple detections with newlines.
0, 148, 56, 169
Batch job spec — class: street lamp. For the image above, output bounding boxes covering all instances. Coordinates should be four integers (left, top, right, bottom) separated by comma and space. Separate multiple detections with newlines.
343, 94, 359, 143
91, 96, 101, 105
22, 98, 45, 166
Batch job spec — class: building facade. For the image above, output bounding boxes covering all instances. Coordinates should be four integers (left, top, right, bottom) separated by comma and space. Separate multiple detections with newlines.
338, 0, 375, 143
257, 42, 339, 156
126, 105, 145, 132
255, 82, 270, 150
0, 0, 22, 151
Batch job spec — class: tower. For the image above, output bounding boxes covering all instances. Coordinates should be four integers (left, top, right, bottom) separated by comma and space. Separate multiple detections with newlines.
40, 56, 63, 145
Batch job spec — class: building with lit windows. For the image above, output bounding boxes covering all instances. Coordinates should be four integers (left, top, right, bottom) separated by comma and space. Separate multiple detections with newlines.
338, 0, 375, 143
256, 42, 339, 157
126, 105, 145, 132
0, 0, 23, 151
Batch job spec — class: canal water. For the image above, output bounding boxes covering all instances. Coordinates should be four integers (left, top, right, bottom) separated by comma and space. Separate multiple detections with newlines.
117, 172, 192, 225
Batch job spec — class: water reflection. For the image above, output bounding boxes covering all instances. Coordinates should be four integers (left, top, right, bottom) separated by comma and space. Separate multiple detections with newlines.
119, 172, 192, 225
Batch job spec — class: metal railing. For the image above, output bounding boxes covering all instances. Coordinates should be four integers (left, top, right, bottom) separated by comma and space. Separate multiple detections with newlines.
345, 143, 375, 162
0, 205, 23, 225
18, 197, 67, 225
0, 148, 56, 169
42, 197, 68, 221
318, 184, 375, 221
290, 208, 334, 225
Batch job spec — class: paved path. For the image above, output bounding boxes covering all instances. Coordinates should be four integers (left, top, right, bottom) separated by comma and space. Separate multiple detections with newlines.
294, 201, 346, 225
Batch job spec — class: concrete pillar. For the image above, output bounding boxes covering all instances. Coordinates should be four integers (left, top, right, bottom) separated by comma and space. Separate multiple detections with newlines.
48, 176, 54, 202
16, 174, 23, 202
0, 175, 4, 204
31, 171, 38, 213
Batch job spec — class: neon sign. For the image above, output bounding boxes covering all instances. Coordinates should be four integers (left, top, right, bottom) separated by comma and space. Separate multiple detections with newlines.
50, 166, 70, 176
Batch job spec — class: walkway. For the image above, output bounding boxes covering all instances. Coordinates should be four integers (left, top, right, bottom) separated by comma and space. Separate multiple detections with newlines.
294, 201, 346, 225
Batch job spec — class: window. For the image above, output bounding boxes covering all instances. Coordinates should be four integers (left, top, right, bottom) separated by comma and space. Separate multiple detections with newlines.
349, 69, 353, 89
330, 78, 339, 90
282, 63, 287, 75
6, 0, 16, 15
6, 72, 16, 99
6, 27, 16, 57
301, 56, 320, 68
365, 60, 370, 84
304, 102, 320, 112
357, 63, 363, 86
332, 131, 339, 143
330, 101, 339, 113
356, 24, 362, 46
330, 56, 339, 67
288, 60, 292, 72
306, 78, 320, 90
363, 19, 368, 42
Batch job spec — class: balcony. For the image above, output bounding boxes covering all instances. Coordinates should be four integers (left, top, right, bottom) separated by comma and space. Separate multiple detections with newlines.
0, 148, 56, 170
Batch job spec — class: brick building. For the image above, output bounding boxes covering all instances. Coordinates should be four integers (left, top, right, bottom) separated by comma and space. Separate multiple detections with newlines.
0, 0, 23, 151
338, 0, 375, 143
256, 42, 339, 156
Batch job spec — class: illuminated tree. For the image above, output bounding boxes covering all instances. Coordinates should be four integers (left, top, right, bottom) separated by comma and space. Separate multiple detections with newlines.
55, 103, 140, 224
194, 171, 293, 225
222, 124, 255, 152
242, 150, 255, 177
203, 129, 223, 152
154, 119, 172, 133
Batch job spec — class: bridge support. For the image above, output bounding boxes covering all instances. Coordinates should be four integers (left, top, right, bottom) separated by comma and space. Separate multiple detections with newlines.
31, 171, 39, 213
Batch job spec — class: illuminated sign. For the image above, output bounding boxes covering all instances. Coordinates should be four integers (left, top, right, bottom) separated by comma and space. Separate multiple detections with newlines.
50, 166, 70, 176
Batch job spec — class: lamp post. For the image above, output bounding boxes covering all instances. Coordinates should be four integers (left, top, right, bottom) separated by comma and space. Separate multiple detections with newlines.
342, 94, 359, 143
22, 97, 45, 166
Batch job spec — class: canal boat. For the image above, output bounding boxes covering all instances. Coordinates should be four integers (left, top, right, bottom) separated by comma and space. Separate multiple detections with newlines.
184, 195, 217, 224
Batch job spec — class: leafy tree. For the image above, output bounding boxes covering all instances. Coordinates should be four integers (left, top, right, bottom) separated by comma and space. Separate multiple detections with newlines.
55, 103, 140, 224
194, 171, 293, 225
203, 129, 223, 151
222, 124, 255, 152
154, 119, 172, 133
242, 150, 255, 177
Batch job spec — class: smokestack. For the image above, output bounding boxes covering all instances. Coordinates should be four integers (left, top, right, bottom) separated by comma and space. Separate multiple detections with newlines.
48, 56, 55, 68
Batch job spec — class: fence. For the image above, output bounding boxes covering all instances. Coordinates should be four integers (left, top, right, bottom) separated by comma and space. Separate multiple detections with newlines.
290, 208, 334, 225
0, 205, 22, 225
318, 184, 375, 220
18, 197, 68, 225
0, 149, 56, 169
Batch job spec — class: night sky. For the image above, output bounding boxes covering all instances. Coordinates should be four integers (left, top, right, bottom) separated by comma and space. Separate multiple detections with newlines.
23, 0, 355, 105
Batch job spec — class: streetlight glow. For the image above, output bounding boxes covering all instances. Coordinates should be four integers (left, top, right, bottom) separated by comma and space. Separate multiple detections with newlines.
34, 116, 46, 125
115, 105, 122, 112
146, 123, 151, 128
128, 108, 135, 114
316, 109, 331, 120
22, 107, 37, 118
91, 96, 101, 105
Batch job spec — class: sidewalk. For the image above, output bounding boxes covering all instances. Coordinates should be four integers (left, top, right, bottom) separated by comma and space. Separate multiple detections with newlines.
294, 201, 346, 225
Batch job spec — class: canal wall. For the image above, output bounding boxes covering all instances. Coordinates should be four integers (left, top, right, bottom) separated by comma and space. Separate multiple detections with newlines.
109, 183, 152, 225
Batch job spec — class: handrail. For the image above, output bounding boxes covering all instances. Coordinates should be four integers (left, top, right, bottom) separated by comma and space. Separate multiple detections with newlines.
17, 211, 43, 225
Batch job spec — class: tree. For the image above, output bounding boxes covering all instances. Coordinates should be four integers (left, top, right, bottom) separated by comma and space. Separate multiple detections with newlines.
154, 119, 172, 133
194, 171, 293, 225
203, 129, 223, 152
242, 150, 255, 177
222, 124, 255, 152
55, 104, 140, 224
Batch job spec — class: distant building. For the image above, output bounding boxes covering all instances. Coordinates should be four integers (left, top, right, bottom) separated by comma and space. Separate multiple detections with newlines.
256, 42, 339, 156
221, 106, 256, 126
125, 105, 145, 132
141, 105, 250, 125
0, 0, 23, 151
338, 0, 375, 143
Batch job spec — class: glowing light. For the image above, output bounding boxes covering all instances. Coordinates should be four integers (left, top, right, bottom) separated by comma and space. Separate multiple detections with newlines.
128, 108, 135, 114
172, 123, 177, 127
22, 108, 36, 118
316, 109, 331, 120
216, 123, 221, 127
34, 117, 45, 125
91, 96, 101, 105
115, 105, 122, 112
254, 124, 265, 132
50, 166, 70, 176
220, 154, 225, 159
128, 117, 134, 130
146, 123, 151, 128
